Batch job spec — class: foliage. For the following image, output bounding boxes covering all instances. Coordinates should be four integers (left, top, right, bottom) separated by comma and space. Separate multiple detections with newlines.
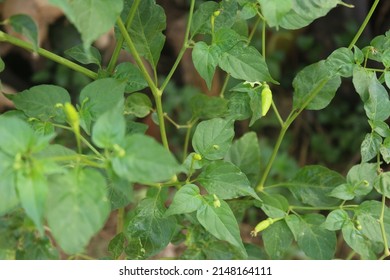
0, 0, 389, 260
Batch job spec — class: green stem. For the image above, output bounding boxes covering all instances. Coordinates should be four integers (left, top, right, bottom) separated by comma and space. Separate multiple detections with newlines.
248, 16, 262, 43
219, 74, 230, 98
160, 44, 188, 92
182, 123, 194, 162
0, 31, 98, 79
256, 79, 329, 192
379, 194, 390, 258
52, 123, 104, 158
107, 0, 141, 73
154, 92, 169, 149
271, 100, 284, 127
289, 205, 359, 211
160, 0, 195, 92
262, 17, 266, 58
116, 18, 156, 92
348, 0, 380, 49
116, 17, 169, 149
116, 207, 125, 235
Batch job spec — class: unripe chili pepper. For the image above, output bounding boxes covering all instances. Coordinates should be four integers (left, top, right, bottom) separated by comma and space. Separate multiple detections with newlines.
261, 84, 273, 116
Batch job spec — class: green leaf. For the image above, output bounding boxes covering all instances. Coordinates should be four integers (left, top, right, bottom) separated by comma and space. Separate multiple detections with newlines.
346, 163, 377, 192
380, 137, 390, 164
342, 221, 378, 259
196, 197, 247, 257
258, 0, 292, 28
286, 214, 336, 259
323, 209, 350, 231
46, 169, 110, 254
192, 42, 219, 89
385, 71, 390, 89
259, 193, 289, 219
106, 169, 133, 210
262, 220, 293, 259
226, 91, 252, 120
225, 132, 261, 186
127, 197, 177, 258
353, 46, 364, 64
92, 103, 126, 148
325, 47, 354, 78
355, 200, 390, 245
279, 0, 340, 30
49, 0, 123, 49
112, 134, 180, 183
165, 184, 203, 216
0, 116, 37, 156
214, 0, 239, 32
16, 233, 59, 260
112, 62, 148, 93
182, 153, 207, 175
218, 42, 276, 83
374, 172, 390, 198
192, 118, 235, 160
0, 152, 19, 215
190, 1, 219, 36
108, 232, 125, 259
231, 81, 271, 125
364, 75, 390, 121
370, 120, 390, 138
16, 167, 48, 234
197, 161, 261, 201
247, 86, 263, 126
293, 60, 341, 110
331, 163, 377, 200
126, 119, 148, 135
124, 93, 153, 118
213, 28, 245, 54
190, 94, 228, 120
121, 0, 166, 68
0, 57, 4, 72
329, 183, 355, 200
360, 132, 382, 162
12, 85, 70, 123
352, 66, 374, 102
238, 1, 258, 20
287, 165, 344, 207
8, 14, 39, 51
79, 78, 125, 120
64, 44, 102, 67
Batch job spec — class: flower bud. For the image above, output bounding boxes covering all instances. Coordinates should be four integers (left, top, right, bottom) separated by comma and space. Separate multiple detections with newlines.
213, 194, 221, 208
193, 153, 202, 161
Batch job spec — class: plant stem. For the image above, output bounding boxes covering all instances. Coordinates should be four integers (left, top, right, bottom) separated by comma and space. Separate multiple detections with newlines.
160, 0, 195, 92
182, 123, 194, 162
289, 205, 359, 211
271, 100, 284, 127
248, 16, 262, 43
262, 17, 266, 58
256, 79, 329, 191
0, 31, 98, 79
154, 92, 169, 149
116, 18, 169, 149
348, 0, 380, 49
116, 18, 156, 92
116, 207, 125, 234
379, 194, 390, 258
107, 0, 141, 73
219, 74, 230, 97
52, 123, 104, 158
